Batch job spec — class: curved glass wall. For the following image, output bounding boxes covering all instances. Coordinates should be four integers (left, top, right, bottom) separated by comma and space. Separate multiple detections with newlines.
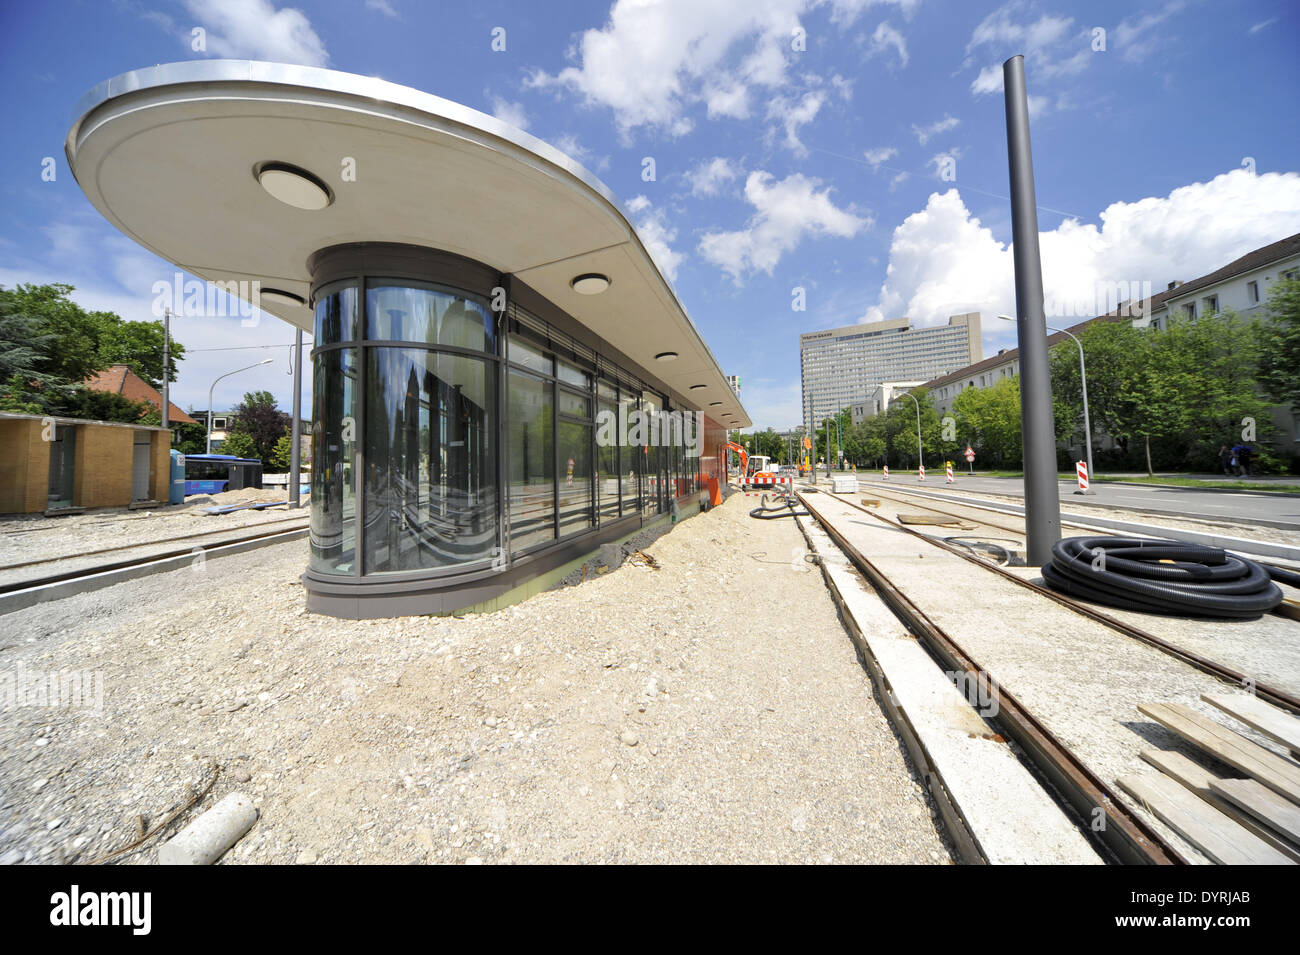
308, 248, 707, 595
311, 276, 498, 577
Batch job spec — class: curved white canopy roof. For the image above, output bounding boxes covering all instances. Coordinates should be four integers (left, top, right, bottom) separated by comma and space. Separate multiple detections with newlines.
66, 60, 749, 427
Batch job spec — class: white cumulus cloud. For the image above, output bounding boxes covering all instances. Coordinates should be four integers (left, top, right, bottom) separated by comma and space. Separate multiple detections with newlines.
862, 171, 1300, 337
699, 171, 871, 283
686, 157, 741, 197
184, 0, 329, 67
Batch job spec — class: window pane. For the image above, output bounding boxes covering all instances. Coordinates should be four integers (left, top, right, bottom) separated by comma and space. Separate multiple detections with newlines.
558, 420, 593, 536
363, 348, 497, 573
508, 337, 551, 375
556, 360, 590, 389
367, 282, 494, 351
313, 282, 357, 345
310, 347, 357, 574
508, 370, 554, 551
597, 399, 619, 522
558, 389, 590, 419
619, 393, 639, 513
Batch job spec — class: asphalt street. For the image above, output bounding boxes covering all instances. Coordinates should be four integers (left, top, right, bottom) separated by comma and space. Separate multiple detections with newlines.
849, 474, 1300, 530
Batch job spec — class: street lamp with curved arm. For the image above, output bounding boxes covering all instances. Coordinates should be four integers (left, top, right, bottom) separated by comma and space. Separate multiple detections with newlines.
207, 359, 274, 454
998, 314, 1092, 491
897, 389, 924, 476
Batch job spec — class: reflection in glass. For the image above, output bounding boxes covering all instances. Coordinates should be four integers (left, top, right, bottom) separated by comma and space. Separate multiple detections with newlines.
314, 282, 357, 344
597, 398, 619, 521
310, 346, 357, 573
508, 370, 554, 550
620, 393, 639, 514
558, 420, 593, 535
367, 282, 494, 351
363, 348, 497, 573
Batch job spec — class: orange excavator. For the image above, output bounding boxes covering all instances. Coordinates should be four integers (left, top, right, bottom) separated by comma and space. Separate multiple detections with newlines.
722, 441, 748, 486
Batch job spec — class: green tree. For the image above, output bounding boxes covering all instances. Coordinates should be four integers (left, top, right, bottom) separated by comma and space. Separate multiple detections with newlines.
1260, 277, 1300, 413
955, 376, 1022, 467
226, 390, 290, 463
270, 432, 295, 471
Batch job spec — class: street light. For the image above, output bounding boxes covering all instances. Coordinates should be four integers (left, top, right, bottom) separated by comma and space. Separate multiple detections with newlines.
998, 314, 1092, 492
207, 359, 274, 453
896, 390, 924, 478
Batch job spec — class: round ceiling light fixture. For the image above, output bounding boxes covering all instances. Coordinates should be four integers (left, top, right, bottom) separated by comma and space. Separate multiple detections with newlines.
259, 288, 307, 309
570, 273, 611, 295
654, 351, 679, 362
255, 161, 333, 210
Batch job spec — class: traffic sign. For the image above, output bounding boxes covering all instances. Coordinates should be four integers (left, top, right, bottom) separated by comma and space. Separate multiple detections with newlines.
964, 445, 975, 463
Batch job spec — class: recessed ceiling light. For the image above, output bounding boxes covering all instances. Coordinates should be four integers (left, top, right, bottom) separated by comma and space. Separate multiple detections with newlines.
571, 273, 611, 295
259, 288, 306, 309
689, 384, 707, 390
256, 162, 332, 210
654, 351, 678, 362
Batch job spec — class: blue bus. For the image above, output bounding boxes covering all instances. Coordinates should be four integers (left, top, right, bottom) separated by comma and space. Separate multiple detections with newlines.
182, 454, 264, 495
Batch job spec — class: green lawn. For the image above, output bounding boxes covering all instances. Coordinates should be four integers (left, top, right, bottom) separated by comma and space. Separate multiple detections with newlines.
1090, 475, 1300, 494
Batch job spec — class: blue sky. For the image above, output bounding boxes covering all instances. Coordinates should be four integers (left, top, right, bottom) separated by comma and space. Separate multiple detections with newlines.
2, 0, 1298, 427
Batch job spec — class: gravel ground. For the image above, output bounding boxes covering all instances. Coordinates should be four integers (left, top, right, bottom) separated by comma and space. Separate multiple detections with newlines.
0, 491, 951, 865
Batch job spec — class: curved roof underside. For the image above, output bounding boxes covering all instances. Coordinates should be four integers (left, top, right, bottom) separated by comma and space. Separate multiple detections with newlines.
65, 60, 749, 427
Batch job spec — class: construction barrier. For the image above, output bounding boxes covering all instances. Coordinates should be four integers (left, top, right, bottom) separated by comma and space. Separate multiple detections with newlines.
883, 465, 889, 480
919, 464, 926, 482
1076, 460, 1089, 493
946, 463, 954, 484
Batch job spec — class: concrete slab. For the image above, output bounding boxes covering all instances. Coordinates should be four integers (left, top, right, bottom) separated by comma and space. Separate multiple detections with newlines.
797, 513, 1102, 864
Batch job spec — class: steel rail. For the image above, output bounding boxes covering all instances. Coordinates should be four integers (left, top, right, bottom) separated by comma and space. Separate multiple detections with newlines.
828, 487, 1300, 715
796, 488, 1184, 865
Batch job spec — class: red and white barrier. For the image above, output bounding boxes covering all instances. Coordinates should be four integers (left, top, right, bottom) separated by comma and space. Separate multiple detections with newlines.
1076, 460, 1089, 493
919, 464, 926, 482
946, 463, 954, 484
883, 465, 889, 480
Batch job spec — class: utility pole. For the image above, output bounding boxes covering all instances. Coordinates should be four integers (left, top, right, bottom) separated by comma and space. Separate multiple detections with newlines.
161, 307, 171, 434
289, 330, 303, 509
1003, 54, 1061, 564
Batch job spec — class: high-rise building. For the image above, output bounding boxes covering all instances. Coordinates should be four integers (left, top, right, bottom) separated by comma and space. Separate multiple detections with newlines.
800, 313, 982, 431
726, 375, 741, 397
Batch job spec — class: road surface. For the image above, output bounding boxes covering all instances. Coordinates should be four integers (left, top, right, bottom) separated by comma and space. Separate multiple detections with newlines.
846, 474, 1300, 530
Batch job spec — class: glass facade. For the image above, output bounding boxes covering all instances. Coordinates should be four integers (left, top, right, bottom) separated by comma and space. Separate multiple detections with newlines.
309, 252, 711, 591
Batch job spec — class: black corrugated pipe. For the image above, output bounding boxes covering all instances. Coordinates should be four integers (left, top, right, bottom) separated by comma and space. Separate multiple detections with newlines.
1041, 536, 1285, 620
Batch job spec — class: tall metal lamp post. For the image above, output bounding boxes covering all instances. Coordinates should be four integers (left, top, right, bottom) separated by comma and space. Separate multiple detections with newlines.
998, 314, 1093, 493
207, 358, 273, 453
897, 390, 924, 478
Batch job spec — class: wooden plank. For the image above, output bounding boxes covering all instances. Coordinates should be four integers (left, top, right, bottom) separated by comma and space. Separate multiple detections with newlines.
1141, 750, 1300, 862
1210, 778, 1300, 845
1202, 692, 1300, 759
1118, 772, 1293, 865
1138, 703, 1300, 805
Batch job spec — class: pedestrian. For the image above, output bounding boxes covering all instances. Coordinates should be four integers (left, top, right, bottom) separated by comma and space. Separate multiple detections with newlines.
1238, 445, 1253, 476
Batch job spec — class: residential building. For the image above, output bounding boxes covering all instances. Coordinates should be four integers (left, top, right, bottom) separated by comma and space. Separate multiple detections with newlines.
83, 363, 197, 434
800, 312, 981, 432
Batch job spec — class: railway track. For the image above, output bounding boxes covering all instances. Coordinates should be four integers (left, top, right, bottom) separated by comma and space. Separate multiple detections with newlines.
791, 485, 1300, 865
793, 487, 1183, 865
0, 521, 311, 616
811, 485, 1300, 715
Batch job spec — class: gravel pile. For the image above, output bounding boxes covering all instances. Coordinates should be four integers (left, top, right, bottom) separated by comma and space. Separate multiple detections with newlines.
0, 491, 951, 865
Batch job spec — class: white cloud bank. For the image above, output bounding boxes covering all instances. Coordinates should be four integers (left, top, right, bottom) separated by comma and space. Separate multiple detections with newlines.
699, 171, 871, 283
184, 0, 329, 67
863, 169, 1300, 330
